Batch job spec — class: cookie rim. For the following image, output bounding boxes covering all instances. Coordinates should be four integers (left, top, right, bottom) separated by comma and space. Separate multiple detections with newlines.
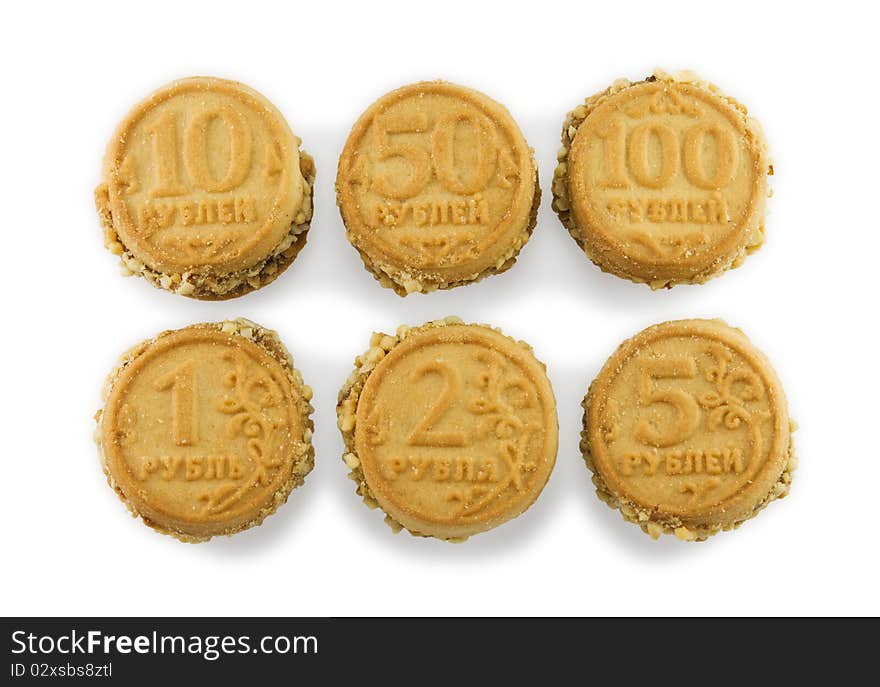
97, 152, 315, 299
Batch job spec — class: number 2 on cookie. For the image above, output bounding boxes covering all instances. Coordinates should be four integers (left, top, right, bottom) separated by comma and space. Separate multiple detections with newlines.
407, 361, 466, 447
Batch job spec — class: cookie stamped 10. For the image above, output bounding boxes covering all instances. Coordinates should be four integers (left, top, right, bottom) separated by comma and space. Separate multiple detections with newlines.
97, 77, 314, 299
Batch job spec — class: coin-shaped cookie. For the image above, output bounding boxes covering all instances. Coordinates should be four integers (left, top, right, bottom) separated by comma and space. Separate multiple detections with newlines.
337, 318, 558, 540
96, 77, 315, 299
336, 81, 539, 295
96, 319, 314, 541
582, 319, 795, 541
553, 69, 770, 288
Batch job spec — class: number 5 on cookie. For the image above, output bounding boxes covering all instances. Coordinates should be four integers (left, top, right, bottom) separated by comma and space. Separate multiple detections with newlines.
634, 358, 699, 447
372, 113, 432, 199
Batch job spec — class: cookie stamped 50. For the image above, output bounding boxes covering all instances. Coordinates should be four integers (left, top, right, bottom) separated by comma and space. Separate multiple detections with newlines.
337, 82, 539, 294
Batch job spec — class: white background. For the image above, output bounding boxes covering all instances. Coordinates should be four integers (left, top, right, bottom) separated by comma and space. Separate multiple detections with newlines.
2, 0, 878, 617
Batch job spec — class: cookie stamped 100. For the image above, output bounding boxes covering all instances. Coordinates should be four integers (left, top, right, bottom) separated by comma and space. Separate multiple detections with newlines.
554, 69, 770, 288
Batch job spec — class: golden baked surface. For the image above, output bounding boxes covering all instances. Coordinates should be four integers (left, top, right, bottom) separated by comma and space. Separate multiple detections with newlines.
97, 76, 311, 298
554, 71, 769, 288
336, 81, 538, 295
583, 319, 794, 540
338, 319, 557, 540
97, 320, 314, 541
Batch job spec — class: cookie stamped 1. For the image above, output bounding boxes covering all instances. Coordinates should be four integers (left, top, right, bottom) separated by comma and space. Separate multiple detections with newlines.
96, 320, 314, 541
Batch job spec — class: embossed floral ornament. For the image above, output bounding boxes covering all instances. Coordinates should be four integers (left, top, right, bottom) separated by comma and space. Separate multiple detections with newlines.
698, 344, 764, 430
198, 349, 288, 515
451, 350, 539, 519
